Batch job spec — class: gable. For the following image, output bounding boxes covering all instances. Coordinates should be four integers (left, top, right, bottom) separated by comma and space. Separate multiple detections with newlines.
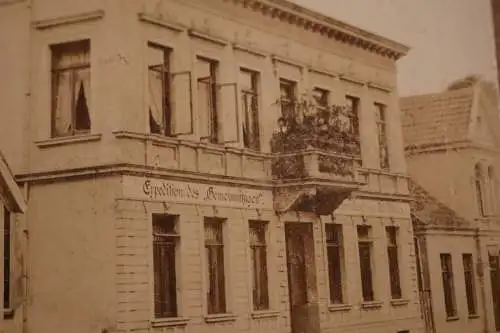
468, 84, 500, 149
400, 88, 474, 150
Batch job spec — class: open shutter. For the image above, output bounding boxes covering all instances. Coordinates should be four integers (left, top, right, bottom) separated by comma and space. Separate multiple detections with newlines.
217, 83, 239, 144
170, 70, 193, 136
10, 214, 24, 311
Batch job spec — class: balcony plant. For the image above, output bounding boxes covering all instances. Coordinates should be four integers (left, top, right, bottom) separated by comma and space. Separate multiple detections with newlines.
271, 93, 361, 179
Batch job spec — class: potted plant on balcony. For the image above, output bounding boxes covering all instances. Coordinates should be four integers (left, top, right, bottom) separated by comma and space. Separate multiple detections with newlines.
270, 93, 360, 179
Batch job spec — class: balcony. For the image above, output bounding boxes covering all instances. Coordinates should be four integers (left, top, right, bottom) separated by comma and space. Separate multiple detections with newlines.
271, 102, 365, 215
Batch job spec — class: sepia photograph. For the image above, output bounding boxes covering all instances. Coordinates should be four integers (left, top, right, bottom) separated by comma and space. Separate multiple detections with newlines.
0, 0, 499, 332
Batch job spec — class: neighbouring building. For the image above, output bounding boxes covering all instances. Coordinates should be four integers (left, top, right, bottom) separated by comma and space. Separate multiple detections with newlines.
401, 77, 500, 333
491, 0, 500, 88
0, 0, 422, 333
0, 152, 26, 333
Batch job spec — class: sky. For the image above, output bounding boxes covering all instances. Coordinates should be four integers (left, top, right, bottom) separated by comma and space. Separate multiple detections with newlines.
290, 0, 498, 96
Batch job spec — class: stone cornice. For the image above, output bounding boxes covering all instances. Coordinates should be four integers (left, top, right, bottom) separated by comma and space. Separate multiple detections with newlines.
224, 0, 409, 60
405, 140, 500, 156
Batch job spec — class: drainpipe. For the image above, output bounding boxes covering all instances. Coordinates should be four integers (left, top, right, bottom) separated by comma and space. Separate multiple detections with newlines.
474, 227, 490, 333
21, 182, 29, 333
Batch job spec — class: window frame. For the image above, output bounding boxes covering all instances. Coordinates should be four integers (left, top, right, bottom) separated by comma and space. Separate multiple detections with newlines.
204, 217, 227, 315
152, 214, 180, 319
374, 102, 389, 170
325, 223, 345, 304
345, 95, 360, 136
240, 68, 261, 151
462, 253, 478, 316
147, 42, 173, 136
279, 78, 297, 122
197, 57, 220, 144
248, 220, 269, 311
474, 163, 486, 217
440, 253, 457, 318
50, 39, 92, 138
357, 225, 375, 302
386, 226, 402, 300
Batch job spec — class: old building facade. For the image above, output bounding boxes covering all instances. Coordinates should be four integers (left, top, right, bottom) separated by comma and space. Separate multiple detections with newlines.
0, 0, 421, 333
401, 79, 500, 333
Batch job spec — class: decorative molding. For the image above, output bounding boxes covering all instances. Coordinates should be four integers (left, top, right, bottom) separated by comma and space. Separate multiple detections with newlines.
15, 163, 275, 190
232, 43, 268, 58
308, 67, 338, 79
33, 10, 105, 30
0, 0, 27, 7
360, 300, 384, 310
271, 54, 304, 69
204, 313, 237, 323
138, 12, 185, 32
328, 304, 352, 312
35, 134, 102, 148
188, 28, 228, 47
390, 299, 410, 307
250, 310, 280, 319
151, 317, 189, 328
339, 74, 364, 86
221, 0, 409, 60
368, 81, 393, 93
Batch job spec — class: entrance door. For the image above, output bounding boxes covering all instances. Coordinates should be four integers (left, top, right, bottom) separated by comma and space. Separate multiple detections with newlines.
490, 255, 500, 331
285, 223, 318, 333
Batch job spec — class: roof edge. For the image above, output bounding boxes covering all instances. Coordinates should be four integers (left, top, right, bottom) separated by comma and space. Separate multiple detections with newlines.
227, 0, 410, 60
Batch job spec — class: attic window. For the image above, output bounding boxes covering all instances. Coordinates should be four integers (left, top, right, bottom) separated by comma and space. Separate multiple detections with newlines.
51, 40, 91, 137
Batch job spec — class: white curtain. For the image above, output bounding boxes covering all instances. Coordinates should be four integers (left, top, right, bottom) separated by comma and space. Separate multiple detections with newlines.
197, 79, 211, 139
53, 71, 73, 136
74, 67, 91, 130
148, 69, 164, 133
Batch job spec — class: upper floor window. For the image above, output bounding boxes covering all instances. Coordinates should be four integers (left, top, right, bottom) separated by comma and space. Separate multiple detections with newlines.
375, 103, 389, 169
345, 95, 360, 135
279, 79, 296, 121
148, 43, 172, 136
240, 69, 260, 150
488, 166, 497, 215
312, 87, 329, 112
197, 57, 219, 144
152, 214, 179, 318
474, 163, 486, 217
51, 40, 91, 137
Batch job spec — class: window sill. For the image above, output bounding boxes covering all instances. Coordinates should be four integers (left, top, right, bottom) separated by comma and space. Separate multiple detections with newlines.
35, 133, 102, 148
446, 316, 459, 322
251, 310, 280, 319
151, 317, 189, 328
204, 313, 237, 323
390, 299, 410, 307
360, 301, 383, 310
468, 314, 480, 319
328, 304, 352, 312
2, 308, 14, 320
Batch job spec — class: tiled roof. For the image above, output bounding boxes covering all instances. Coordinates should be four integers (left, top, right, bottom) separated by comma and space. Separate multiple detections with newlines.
409, 180, 471, 228
400, 87, 474, 149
